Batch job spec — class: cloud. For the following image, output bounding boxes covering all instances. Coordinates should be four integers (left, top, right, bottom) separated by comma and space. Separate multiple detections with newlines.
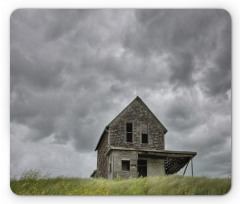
10, 123, 97, 178
10, 9, 231, 178
169, 51, 194, 87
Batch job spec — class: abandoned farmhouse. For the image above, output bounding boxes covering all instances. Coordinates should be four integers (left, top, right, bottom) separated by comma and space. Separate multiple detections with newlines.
91, 96, 197, 179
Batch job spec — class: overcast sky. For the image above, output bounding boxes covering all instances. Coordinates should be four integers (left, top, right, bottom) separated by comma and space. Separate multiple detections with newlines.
10, 9, 231, 178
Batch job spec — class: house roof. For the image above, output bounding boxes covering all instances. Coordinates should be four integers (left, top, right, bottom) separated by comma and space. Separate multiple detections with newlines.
94, 125, 109, 151
95, 96, 168, 151
105, 147, 197, 157
106, 147, 197, 175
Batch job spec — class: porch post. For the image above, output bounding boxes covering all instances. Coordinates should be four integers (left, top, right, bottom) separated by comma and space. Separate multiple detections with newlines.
183, 160, 190, 176
191, 159, 193, 177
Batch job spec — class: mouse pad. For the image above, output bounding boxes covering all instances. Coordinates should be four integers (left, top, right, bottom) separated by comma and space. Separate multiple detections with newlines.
10, 9, 231, 195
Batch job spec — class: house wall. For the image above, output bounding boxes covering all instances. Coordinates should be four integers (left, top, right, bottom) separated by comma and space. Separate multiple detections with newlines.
140, 157, 165, 177
112, 150, 138, 179
108, 152, 113, 179
111, 150, 165, 179
96, 131, 108, 178
109, 99, 165, 150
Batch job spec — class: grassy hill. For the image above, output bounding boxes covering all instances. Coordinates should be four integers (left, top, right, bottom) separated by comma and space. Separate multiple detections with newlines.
10, 171, 231, 195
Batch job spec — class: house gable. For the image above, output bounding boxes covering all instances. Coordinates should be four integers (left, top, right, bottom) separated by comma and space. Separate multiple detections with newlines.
95, 96, 167, 151
108, 96, 167, 150
108, 96, 167, 133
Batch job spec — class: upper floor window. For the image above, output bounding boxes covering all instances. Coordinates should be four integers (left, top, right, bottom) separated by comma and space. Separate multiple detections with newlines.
141, 123, 148, 144
126, 122, 133, 142
142, 134, 148, 143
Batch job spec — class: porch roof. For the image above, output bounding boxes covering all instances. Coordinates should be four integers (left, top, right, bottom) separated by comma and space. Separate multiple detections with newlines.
106, 146, 197, 175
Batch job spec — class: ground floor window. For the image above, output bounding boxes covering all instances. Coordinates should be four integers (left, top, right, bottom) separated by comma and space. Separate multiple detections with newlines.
122, 160, 130, 171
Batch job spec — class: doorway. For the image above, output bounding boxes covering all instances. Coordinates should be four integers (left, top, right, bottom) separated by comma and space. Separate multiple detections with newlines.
138, 160, 147, 177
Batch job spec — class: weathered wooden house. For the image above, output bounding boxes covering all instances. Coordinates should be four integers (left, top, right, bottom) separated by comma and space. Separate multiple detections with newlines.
91, 96, 197, 179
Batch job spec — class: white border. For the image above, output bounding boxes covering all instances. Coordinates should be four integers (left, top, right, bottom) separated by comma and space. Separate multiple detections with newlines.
1, 0, 238, 204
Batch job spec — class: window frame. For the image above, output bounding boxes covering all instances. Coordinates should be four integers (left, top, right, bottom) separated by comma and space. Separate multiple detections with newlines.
125, 122, 133, 143
141, 123, 149, 144
142, 133, 148, 144
122, 160, 130, 171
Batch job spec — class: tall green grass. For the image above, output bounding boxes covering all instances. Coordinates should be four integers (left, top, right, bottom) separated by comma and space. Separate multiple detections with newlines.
10, 170, 231, 195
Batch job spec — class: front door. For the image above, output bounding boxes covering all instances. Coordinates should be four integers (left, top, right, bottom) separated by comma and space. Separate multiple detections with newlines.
138, 160, 147, 177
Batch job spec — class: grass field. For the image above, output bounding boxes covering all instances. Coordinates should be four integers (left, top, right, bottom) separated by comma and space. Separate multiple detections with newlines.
10, 170, 231, 195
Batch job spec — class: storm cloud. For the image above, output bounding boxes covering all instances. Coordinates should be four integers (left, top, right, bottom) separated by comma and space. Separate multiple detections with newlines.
10, 9, 231, 178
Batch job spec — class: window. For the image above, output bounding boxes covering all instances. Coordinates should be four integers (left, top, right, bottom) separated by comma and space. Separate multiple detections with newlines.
126, 123, 133, 142
122, 160, 130, 171
141, 123, 148, 143
109, 163, 112, 173
142, 134, 148, 143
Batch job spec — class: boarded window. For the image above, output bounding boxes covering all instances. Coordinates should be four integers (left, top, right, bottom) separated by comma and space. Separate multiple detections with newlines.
141, 123, 148, 143
126, 123, 133, 142
141, 123, 148, 134
122, 160, 130, 171
131, 164, 136, 169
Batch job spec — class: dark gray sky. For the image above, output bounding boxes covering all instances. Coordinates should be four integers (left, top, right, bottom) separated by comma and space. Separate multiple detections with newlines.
10, 9, 231, 178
